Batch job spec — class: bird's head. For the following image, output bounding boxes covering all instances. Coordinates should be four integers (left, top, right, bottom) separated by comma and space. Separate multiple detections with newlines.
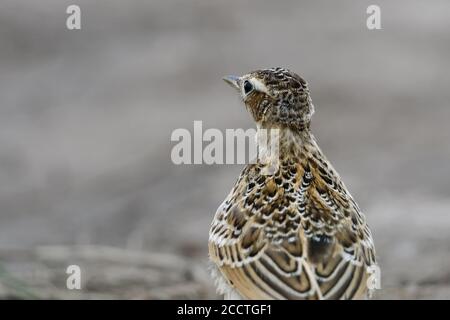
223, 67, 314, 131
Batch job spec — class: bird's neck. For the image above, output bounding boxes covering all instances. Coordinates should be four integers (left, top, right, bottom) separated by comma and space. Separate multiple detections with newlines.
279, 127, 317, 159
256, 124, 318, 164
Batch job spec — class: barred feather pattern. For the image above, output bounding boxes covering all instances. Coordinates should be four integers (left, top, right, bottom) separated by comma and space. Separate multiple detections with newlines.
209, 129, 377, 300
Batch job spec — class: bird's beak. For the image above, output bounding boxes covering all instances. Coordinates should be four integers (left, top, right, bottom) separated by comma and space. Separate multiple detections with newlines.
222, 75, 241, 91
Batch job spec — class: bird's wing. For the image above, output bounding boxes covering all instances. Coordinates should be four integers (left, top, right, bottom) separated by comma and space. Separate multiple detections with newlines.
209, 160, 377, 300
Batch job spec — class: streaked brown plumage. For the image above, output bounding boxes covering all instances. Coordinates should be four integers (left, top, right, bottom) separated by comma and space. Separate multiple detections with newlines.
208, 67, 378, 300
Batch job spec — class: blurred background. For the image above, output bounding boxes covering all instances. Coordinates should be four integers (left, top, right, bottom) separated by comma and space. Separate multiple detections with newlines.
0, 0, 449, 299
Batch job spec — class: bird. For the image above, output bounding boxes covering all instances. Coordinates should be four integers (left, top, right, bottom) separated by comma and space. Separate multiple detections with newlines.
208, 67, 378, 300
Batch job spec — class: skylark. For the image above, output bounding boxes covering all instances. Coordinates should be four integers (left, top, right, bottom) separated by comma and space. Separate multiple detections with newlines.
209, 68, 378, 300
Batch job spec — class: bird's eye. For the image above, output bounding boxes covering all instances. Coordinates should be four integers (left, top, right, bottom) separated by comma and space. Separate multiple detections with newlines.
243, 80, 253, 95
